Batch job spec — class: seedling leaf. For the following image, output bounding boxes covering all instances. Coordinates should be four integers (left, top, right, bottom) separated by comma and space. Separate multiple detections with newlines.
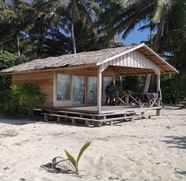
64, 150, 77, 173
77, 141, 91, 164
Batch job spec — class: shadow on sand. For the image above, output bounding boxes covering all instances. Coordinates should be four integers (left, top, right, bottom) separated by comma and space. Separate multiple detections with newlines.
0, 117, 36, 125
0, 116, 94, 128
161, 136, 186, 149
175, 168, 186, 177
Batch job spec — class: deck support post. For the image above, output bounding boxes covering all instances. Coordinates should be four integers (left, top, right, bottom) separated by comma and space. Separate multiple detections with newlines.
144, 74, 151, 93
156, 72, 162, 116
53, 72, 57, 107
156, 72, 161, 106
97, 67, 103, 114
156, 108, 161, 116
113, 75, 116, 86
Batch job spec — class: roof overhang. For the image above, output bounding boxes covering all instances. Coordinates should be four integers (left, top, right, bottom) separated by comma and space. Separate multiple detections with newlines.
97, 43, 178, 74
0, 64, 97, 75
0, 43, 178, 75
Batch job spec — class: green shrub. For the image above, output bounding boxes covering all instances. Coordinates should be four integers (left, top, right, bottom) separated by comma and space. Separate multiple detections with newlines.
161, 74, 186, 104
0, 83, 45, 116
0, 89, 18, 115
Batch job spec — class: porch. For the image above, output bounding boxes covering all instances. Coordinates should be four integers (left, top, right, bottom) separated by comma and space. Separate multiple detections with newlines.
53, 65, 162, 114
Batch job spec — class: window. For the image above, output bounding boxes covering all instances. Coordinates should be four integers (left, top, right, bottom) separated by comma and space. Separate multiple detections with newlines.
56, 74, 71, 101
72, 76, 84, 104
56, 74, 85, 105
103, 76, 113, 103
56, 74, 106, 106
87, 77, 97, 104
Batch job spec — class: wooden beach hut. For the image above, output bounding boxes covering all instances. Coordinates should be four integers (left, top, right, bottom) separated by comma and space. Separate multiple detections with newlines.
1, 43, 178, 126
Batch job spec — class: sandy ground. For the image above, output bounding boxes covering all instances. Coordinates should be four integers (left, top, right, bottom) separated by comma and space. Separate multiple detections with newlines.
0, 108, 186, 181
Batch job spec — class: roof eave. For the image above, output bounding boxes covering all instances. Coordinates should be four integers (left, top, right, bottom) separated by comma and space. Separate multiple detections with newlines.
142, 44, 179, 74
96, 43, 179, 74
0, 63, 97, 75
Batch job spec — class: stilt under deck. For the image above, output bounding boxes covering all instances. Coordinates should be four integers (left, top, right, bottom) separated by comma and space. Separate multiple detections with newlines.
34, 106, 161, 127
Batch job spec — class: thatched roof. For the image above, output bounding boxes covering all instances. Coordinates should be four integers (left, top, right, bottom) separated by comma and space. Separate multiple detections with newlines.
0, 44, 178, 74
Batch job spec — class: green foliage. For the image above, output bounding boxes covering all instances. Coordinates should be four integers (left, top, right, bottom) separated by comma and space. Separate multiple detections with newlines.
120, 76, 145, 94
161, 75, 186, 104
0, 88, 18, 115
0, 50, 28, 116
153, 0, 171, 23
64, 141, 91, 175
0, 50, 27, 67
0, 83, 45, 116
0, 0, 108, 59
0, 75, 10, 91
64, 150, 77, 173
97, 0, 186, 60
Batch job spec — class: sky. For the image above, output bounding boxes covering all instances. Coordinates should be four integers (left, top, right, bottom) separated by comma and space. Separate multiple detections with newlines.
121, 25, 150, 45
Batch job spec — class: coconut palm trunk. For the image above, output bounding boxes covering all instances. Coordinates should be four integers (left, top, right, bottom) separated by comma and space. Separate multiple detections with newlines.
71, 0, 77, 54
17, 33, 21, 56
71, 22, 77, 54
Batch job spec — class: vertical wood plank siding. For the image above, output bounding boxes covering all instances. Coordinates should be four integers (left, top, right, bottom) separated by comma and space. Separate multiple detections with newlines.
12, 71, 54, 107
100, 51, 160, 74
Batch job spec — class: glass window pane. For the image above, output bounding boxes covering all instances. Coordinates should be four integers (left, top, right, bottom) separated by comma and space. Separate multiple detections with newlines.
87, 77, 97, 104
72, 76, 84, 104
57, 74, 71, 101
103, 76, 113, 103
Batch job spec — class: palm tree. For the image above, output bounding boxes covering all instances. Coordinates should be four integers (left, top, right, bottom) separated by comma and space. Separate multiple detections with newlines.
0, 0, 62, 57
56, 0, 96, 53
153, 0, 172, 23
98, 0, 180, 51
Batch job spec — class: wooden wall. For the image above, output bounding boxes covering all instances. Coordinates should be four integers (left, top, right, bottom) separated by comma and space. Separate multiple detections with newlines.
11, 71, 54, 107
100, 51, 160, 74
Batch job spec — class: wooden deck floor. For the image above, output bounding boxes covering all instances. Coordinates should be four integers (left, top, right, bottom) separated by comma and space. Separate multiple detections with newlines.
34, 106, 161, 127
61, 106, 159, 114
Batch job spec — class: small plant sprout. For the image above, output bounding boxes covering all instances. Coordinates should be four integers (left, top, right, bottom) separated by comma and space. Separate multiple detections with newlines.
64, 141, 91, 175
51, 156, 66, 170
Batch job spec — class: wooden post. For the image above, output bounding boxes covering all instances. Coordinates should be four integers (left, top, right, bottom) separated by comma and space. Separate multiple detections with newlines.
44, 113, 48, 122
156, 73, 160, 92
113, 75, 116, 86
120, 76, 123, 89
156, 108, 161, 116
156, 72, 162, 116
53, 72, 57, 107
156, 73, 161, 106
144, 74, 151, 93
84, 77, 88, 105
97, 67, 102, 114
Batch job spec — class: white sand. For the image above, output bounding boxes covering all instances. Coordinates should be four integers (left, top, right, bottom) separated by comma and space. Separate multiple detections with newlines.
0, 108, 186, 181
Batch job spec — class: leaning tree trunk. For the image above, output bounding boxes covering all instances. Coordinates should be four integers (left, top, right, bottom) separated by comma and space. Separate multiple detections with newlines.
71, 22, 77, 54
17, 33, 21, 56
